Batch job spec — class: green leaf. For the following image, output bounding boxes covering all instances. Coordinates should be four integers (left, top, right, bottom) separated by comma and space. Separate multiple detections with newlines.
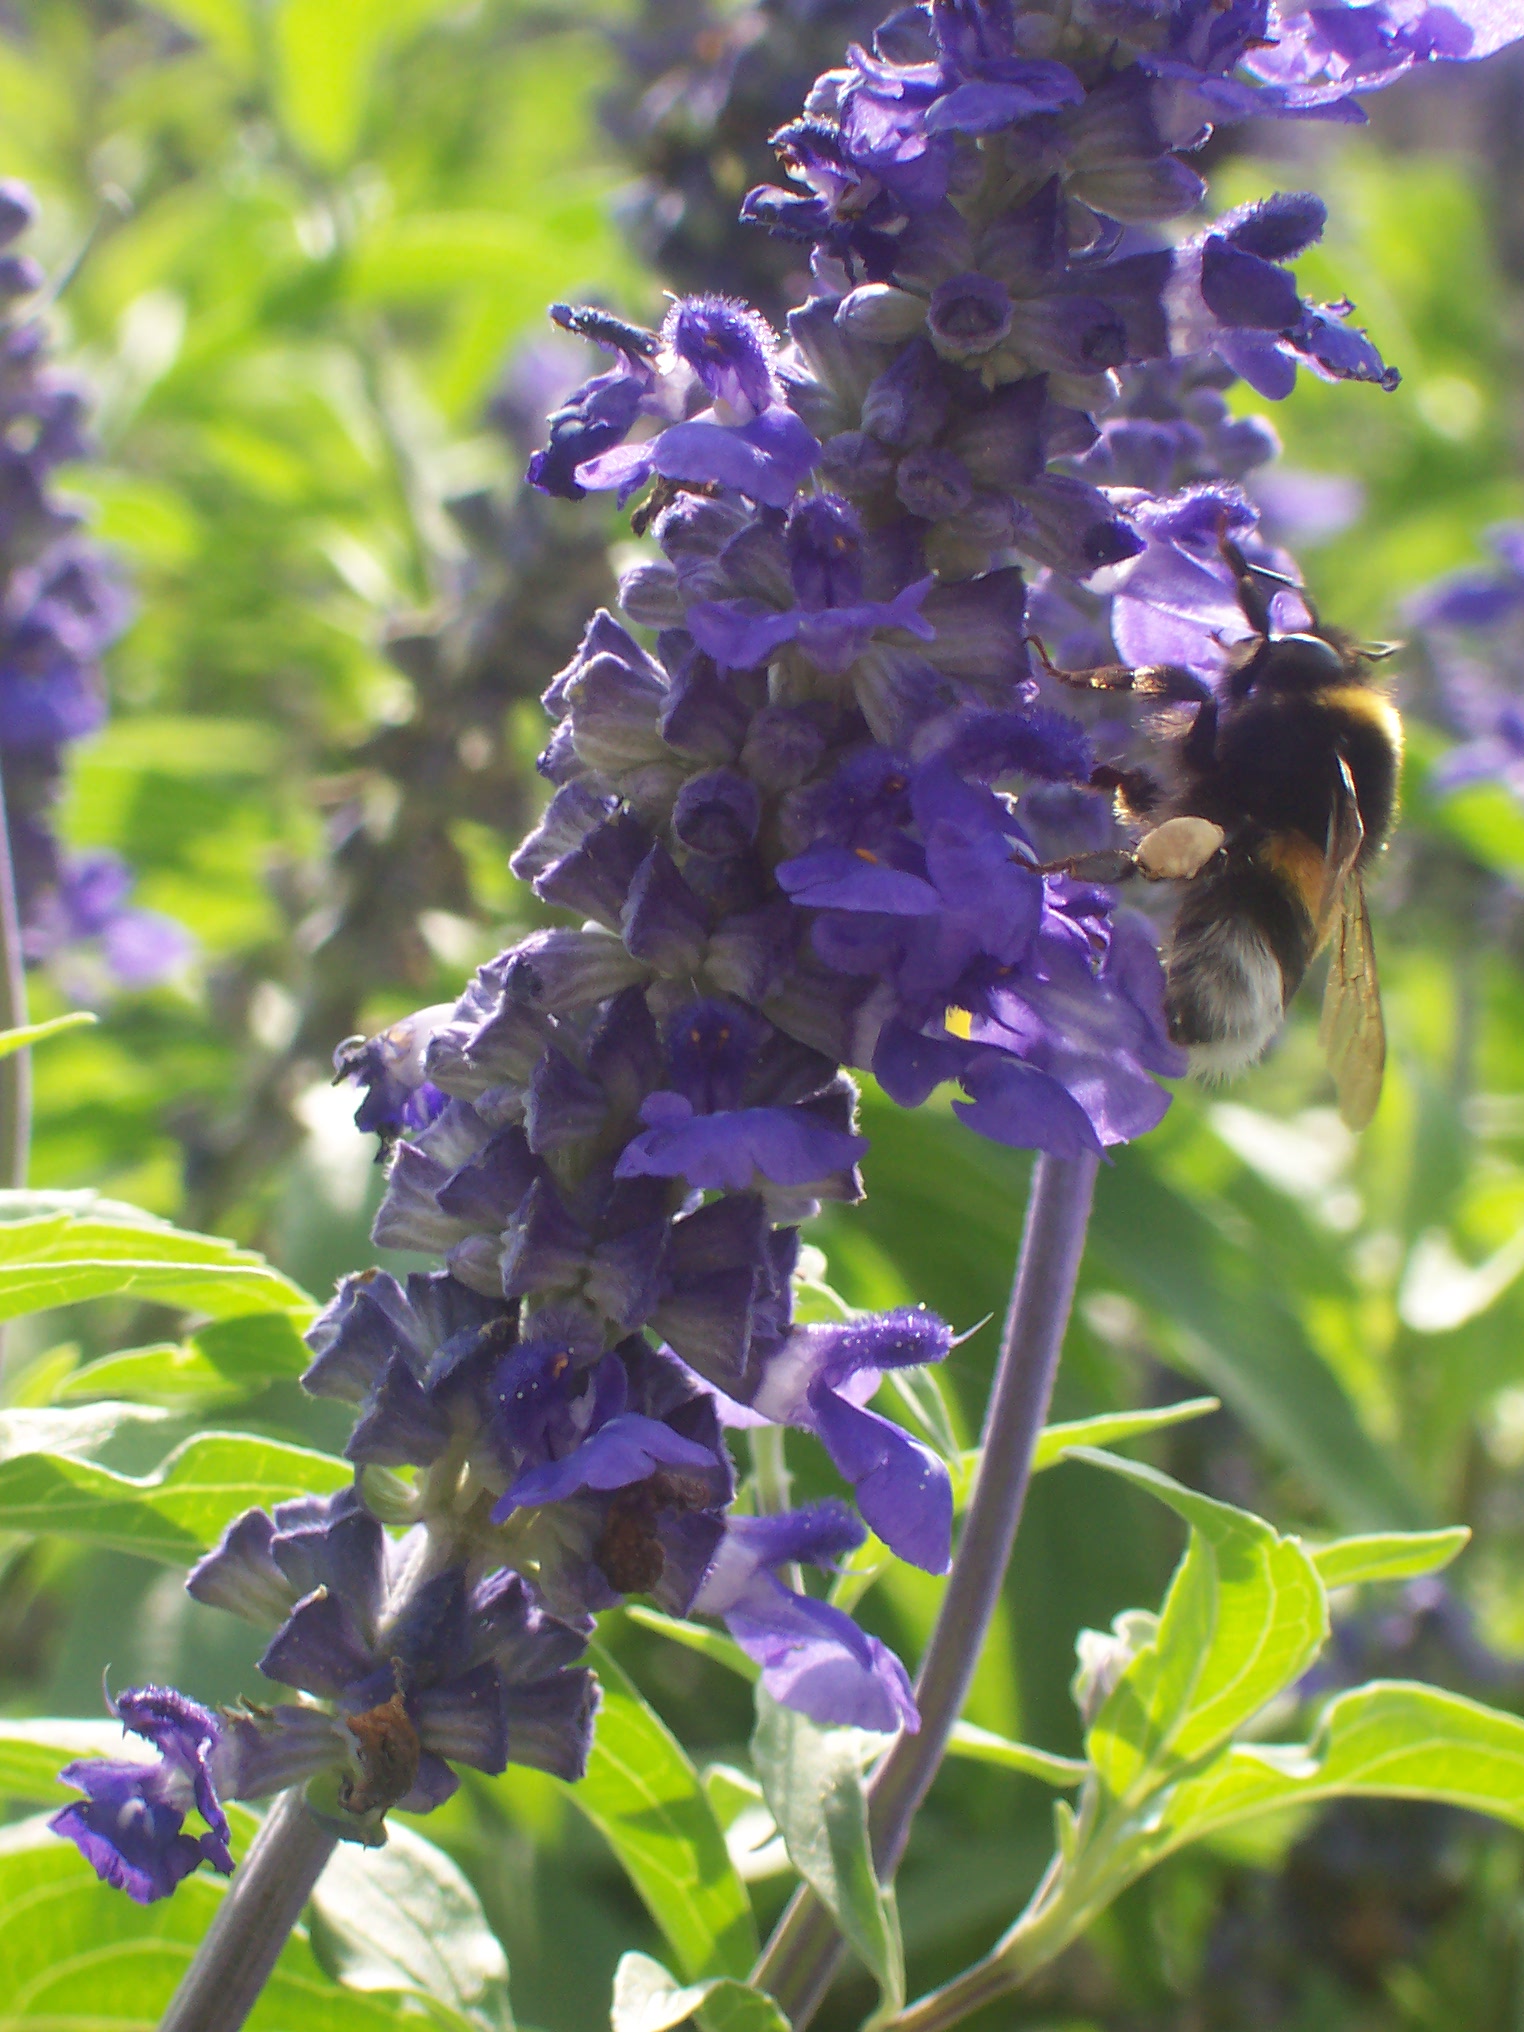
0, 1430, 350, 1562
0, 1013, 97, 1060
751, 1690, 904, 2010
310, 1820, 512, 2032
1088, 1149, 1426, 1531
1030, 1398, 1221, 1473
148, 0, 257, 70
82, 715, 280, 778
883, 1364, 963, 1461
944, 1723, 1089, 1787
610, 1953, 788, 2032
271, 0, 462, 166
0, 1719, 154, 1804
565, 1643, 757, 1981
624, 1607, 759, 1681
0, 1401, 169, 1463
0, 1810, 408, 2030
58, 1313, 313, 1410
1425, 775, 1524, 884
825, 1531, 897, 1614
1152, 1680, 1524, 1859
347, 213, 564, 301
1310, 1526, 1472, 1590
0, 1191, 315, 1324
1073, 1449, 1328, 1801
839, 1400, 1226, 1611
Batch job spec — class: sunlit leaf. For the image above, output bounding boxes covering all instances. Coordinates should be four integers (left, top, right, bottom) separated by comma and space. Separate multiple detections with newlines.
1074, 1448, 1328, 1800
58, 1313, 313, 1410
563, 1644, 757, 1982
751, 1691, 903, 2010
1150, 1680, 1524, 1856
610, 1953, 788, 2032
624, 1607, 758, 1680
944, 1724, 1088, 1786
0, 1402, 169, 1463
1310, 1525, 1471, 1590
0, 1014, 97, 1060
0, 1810, 406, 2030
310, 1821, 512, 2032
0, 1192, 315, 1324
1030, 1398, 1222, 1472
0, 1430, 349, 1562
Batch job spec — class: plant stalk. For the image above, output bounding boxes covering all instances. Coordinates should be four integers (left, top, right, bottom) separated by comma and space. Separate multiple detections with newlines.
751, 1151, 1101, 2024
0, 760, 31, 1188
158, 1786, 338, 2032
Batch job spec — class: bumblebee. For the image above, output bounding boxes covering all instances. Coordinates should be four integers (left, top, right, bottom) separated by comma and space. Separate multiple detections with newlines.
1038, 546, 1402, 1129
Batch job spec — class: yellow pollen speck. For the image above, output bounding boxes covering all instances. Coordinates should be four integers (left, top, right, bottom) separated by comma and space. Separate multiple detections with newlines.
854, 847, 879, 863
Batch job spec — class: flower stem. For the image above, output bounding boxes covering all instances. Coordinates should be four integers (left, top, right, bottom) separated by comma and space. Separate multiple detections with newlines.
0, 763, 31, 1189
749, 1422, 805, 1589
749, 1422, 794, 1516
750, 1151, 1101, 2025
158, 1786, 338, 2032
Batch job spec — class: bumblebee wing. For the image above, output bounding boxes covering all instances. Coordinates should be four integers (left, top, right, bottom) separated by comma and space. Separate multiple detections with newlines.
1319, 874, 1385, 1130
1313, 753, 1365, 950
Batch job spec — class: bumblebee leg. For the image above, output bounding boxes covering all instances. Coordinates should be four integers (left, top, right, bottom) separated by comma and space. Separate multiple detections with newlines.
1090, 762, 1165, 819
1036, 848, 1140, 882
1180, 696, 1219, 774
1027, 635, 1145, 692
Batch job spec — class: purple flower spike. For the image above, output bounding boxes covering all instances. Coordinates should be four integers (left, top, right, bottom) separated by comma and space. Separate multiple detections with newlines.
50, 1685, 233, 1903
694, 1507, 920, 1733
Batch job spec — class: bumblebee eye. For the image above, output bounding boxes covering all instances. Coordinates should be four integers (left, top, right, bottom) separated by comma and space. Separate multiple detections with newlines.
1274, 632, 1347, 682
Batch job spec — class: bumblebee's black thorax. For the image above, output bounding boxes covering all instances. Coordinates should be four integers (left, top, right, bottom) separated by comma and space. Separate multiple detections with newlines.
1183, 673, 1401, 864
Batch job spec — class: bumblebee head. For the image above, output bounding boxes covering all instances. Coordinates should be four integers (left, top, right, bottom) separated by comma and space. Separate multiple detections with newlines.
1255, 631, 1354, 691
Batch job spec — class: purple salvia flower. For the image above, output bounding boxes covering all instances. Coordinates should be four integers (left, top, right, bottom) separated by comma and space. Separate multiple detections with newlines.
1244, 0, 1524, 101
50, 1686, 233, 1903
333, 1004, 456, 1141
688, 492, 937, 675
188, 1484, 598, 1823
700, 1306, 956, 1573
534, 295, 822, 511
693, 1502, 920, 1731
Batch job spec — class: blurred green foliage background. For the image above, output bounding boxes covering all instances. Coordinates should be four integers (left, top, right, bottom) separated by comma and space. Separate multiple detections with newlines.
5, 4, 1524, 2028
